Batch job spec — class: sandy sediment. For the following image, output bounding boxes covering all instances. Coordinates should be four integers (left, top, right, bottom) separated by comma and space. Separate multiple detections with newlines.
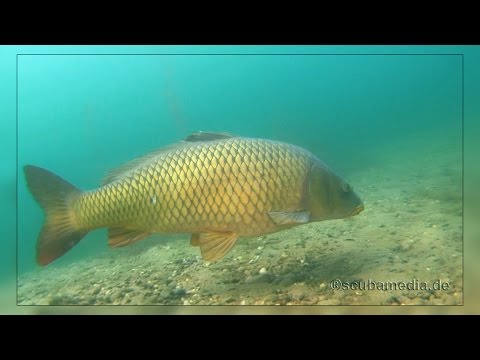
18, 138, 463, 306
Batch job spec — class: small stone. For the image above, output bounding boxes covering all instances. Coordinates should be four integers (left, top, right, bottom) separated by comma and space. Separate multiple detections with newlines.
249, 255, 260, 264
265, 294, 278, 303
111, 291, 123, 301
259, 267, 267, 274
409, 298, 427, 305
172, 287, 187, 298
160, 289, 172, 299
319, 283, 326, 290
78, 299, 92, 305
144, 283, 154, 290
49, 294, 65, 305
92, 286, 101, 295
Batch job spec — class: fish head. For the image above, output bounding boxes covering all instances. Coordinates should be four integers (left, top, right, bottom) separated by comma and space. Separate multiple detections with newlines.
306, 161, 364, 221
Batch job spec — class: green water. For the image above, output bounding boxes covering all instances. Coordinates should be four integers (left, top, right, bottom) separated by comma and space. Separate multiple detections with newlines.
17, 50, 463, 269
1, 45, 478, 309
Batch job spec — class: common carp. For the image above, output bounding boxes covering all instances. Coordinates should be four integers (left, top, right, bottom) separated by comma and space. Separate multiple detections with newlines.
24, 132, 364, 266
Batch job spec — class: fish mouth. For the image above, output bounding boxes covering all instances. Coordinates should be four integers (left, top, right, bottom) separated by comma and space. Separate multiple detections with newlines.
351, 205, 364, 216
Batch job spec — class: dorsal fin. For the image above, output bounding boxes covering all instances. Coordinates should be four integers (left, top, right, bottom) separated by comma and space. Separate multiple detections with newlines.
184, 131, 234, 142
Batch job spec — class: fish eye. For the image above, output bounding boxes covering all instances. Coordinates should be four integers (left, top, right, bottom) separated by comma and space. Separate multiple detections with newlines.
342, 183, 352, 193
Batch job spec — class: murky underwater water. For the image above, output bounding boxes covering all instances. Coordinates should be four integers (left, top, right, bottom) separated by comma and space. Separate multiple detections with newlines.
16, 51, 462, 306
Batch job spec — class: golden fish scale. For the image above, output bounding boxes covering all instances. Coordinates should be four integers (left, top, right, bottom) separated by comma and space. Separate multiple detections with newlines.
74, 138, 312, 236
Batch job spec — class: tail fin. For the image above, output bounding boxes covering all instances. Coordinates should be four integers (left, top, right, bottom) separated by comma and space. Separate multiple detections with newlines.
23, 165, 88, 266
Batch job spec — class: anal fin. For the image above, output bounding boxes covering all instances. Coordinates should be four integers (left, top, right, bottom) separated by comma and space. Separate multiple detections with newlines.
108, 227, 151, 247
192, 231, 239, 262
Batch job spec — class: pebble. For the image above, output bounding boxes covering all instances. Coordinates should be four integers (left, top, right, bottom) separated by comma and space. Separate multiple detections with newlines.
249, 255, 260, 264
409, 298, 427, 305
92, 286, 101, 295
259, 267, 267, 274
78, 299, 92, 305
172, 287, 187, 298
264, 294, 278, 303
111, 291, 123, 301
160, 289, 172, 299
48, 294, 68, 305
144, 283, 154, 290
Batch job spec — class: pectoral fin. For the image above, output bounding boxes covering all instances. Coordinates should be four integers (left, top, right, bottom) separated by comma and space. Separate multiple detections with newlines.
268, 211, 310, 225
108, 227, 151, 247
192, 231, 239, 262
